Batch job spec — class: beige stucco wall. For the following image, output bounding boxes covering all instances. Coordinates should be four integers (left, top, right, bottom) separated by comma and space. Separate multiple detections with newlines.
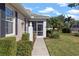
16, 13, 25, 41
5, 4, 26, 41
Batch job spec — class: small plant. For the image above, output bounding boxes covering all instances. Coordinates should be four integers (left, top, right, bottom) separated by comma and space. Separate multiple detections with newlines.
46, 29, 53, 37
51, 31, 60, 39
47, 29, 60, 39
33, 32, 36, 44
73, 33, 79, 37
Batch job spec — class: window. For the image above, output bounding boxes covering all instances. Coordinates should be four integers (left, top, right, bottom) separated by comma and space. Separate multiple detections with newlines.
5, 7, 13, 34
5, 7, 13, 17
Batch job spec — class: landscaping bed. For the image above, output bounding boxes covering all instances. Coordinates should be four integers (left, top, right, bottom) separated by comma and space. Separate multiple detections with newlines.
16, 33, 33, 56
0, 33, 33, 56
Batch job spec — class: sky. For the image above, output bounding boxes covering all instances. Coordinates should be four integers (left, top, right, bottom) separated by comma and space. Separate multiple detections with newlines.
22, 3, 79, 20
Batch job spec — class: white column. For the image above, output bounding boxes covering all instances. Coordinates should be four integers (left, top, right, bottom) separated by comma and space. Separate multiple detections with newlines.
43, 21, 46, 38
28, 22, 33, 41
13, 17, 16, 35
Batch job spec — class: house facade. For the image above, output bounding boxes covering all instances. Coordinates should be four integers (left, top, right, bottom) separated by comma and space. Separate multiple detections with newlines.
71, 24, 79, 33
0, 3, 49, 41
28, 11, 49, 38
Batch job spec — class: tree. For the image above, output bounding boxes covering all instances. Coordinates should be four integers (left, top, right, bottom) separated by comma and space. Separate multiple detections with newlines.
64, 16, 75, 28
46, 19, 52, 28
68, 3, 79, 10
68, 3, 79, 27
47, 14, 75, 32
68, 3, 79, 8
75, 20, 79, 24
48, 15, 65, 31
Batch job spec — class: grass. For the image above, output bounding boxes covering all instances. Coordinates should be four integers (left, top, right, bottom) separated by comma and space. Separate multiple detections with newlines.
45, 33, 79, 56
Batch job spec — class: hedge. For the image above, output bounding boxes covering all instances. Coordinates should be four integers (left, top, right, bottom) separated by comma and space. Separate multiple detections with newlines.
16, 33, 33, 56
0, 33, 33, 56
21, 33, 29, 41
0, 37, 16, 56
16, 40, 32, 56
62, 28, 71, 33
46, 29, 60, 39
33, 32, 36, 44
51, 31, 60, 39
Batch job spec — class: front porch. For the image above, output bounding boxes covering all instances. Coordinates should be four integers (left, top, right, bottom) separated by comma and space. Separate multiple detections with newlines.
28, 20, 46, 38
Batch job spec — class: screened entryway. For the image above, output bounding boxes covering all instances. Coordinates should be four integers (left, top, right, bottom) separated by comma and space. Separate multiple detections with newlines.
29, 21, 43, 37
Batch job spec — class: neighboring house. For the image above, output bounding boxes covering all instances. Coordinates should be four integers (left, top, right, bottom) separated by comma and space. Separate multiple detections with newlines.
0, 3, 49, 41
71, 24, 79, 33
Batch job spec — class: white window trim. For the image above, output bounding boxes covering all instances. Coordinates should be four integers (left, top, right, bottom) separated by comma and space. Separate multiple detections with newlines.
5, 6, 15, 37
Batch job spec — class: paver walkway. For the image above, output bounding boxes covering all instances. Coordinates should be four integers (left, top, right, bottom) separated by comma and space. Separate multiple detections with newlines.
32, 38, 49, 56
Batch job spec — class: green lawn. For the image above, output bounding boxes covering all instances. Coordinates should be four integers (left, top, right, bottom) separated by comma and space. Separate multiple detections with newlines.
45, 33, 79, 56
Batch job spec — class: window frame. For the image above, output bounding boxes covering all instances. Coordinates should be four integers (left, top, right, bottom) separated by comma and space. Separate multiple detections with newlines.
5, 6, 14, 36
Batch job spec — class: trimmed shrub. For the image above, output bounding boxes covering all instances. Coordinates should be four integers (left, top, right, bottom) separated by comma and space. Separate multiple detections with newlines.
16, 40, 32, 56
16, 33, 33, 56
46, 29, 52, 37
33, 32, 36, 44
62, 28, 71, 33
47, 29, 60, 39
0, 37, 16, 56
21, 33, 29, 41
51, 31, 60, 39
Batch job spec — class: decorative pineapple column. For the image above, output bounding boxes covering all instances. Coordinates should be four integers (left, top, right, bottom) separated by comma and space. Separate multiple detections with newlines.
28, 22, 33, 41
43, 21, 46, 38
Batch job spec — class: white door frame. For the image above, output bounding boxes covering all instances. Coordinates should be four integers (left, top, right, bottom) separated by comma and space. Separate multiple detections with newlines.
36, 22, 43, 38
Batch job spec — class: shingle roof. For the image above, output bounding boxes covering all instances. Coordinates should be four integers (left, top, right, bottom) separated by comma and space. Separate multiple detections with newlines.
25, 9, 49, 19
10, 3, 30, 17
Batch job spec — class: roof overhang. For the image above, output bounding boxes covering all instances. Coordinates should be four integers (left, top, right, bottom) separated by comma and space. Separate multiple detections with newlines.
10, 3, 30, 18
9, 3, 50, 20
30, 13, 50, 20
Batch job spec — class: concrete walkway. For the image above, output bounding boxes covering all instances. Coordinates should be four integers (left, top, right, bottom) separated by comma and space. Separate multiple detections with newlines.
32, 38, 49, 56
